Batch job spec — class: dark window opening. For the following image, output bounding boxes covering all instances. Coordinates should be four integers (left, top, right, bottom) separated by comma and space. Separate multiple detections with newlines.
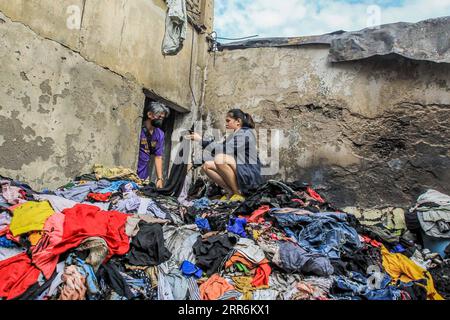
142, 96, 179, 181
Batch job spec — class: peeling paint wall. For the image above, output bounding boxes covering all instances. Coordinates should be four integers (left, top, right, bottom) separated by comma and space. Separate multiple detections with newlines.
205, 47, 450, 208
0, 0, 214, 111
0, 12, 144, 190
0, 0, 214, 190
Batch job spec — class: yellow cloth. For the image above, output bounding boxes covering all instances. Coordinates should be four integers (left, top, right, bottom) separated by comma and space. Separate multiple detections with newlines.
10, 201, 54, 236
253, 230, 262, 240
381, 245, 444, 300
93, 164, 141, 184
232, 276, 269, 300
229, 194, 246, 203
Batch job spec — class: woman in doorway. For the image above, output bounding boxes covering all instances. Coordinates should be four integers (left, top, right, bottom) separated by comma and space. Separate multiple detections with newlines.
137, 101, 170, 188
186, 109, 263, 202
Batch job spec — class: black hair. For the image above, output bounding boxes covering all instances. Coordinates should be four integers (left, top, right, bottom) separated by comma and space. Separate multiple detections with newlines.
227, 109, 255, 129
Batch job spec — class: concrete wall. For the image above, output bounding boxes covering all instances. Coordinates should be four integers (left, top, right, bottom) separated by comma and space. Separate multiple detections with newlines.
0, 12, 144, 190
0, 0, 213, 190
0, 0, 213, 111
205, 46, 450, 208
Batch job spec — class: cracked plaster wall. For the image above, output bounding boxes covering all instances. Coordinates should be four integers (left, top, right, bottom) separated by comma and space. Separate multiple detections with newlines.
0, 0, 212, 111
0, 0, 213, 190
205, 47, 450, 208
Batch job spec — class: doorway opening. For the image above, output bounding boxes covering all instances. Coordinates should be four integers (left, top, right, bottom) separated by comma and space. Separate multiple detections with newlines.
142, 95, 179, 182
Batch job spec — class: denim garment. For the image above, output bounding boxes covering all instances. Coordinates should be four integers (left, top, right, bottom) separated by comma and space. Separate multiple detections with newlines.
272, 211, 362, 259
113, 192, 141, 213
98, 180, 138, 194
192, 197, 211, 210
279, 241, 334, 276
333, 271, 401, 300
55, 180, 111, 202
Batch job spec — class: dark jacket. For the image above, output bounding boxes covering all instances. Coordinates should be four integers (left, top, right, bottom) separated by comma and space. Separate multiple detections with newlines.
201, 127, 263, 195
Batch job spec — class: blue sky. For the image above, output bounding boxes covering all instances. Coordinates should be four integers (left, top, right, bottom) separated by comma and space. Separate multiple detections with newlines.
214, 0, 450, 40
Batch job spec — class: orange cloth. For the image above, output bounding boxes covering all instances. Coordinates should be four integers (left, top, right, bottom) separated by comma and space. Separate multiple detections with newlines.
225, 252, 257, 269
225, 252, 269, 270
199, 274, 235, 300
28, 231, 43, 246
225, 253, 271, 289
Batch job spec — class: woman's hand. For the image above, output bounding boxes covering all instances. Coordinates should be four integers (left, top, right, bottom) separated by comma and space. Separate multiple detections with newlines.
185, 132, 202, 142
156, 179, 164, 189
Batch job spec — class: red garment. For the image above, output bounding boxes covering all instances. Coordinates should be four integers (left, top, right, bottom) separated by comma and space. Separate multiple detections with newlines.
306, 187, 325, 203
361, 235, 382, 248
6, 231, 21, 243
247, 205, 271, 224
32, 204, 130, 280
53, 204, 129, 257
0, 253, 42, 300
0, 226, 21, 243
0, 226, 7, 236
87, 192, 112, 202
251, 263, 271, 287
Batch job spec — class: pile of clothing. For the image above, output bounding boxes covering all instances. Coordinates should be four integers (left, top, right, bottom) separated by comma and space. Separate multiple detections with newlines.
0, 170, 448, 300
405, 190, 450, 257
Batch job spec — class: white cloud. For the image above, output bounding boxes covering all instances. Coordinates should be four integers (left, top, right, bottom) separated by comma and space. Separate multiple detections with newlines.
215, 0, 450, 40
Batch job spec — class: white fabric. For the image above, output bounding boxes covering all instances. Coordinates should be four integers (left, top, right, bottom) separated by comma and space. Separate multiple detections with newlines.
413, 189, 450, 238
46, 262, 66, 297
162, 0, 187, 55
235, 238, 267, 264
138, 198, 152, 215
81, 202, 111, 211
0, 246, 26, 262
34, 194, 77, 212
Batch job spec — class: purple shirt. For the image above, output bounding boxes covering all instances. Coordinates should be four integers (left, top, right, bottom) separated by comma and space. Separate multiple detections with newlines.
137, 127, 165, 180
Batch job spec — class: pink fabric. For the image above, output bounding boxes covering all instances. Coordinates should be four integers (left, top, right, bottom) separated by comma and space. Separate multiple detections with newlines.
31, 212, 65, 279
0, 226, 21, 244
1, 182, 26, 205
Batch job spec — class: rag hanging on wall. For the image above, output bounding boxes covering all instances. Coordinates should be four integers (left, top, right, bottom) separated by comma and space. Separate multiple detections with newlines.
162, 0, 187, 55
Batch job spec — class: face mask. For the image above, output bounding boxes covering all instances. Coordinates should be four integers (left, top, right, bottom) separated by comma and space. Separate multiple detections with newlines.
151, 119, 164, 128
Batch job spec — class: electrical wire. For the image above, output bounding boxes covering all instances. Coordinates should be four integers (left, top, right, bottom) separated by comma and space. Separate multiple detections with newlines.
188, 27, 198, 108
216, 35, 259, 40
